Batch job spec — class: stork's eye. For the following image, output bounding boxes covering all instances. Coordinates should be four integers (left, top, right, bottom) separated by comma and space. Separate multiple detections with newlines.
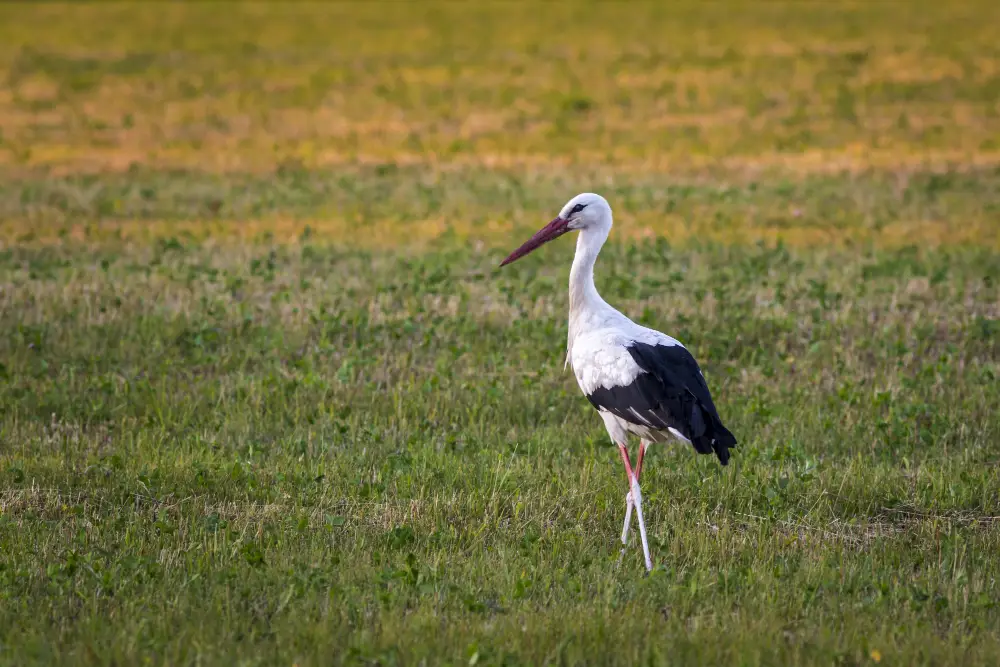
570, 203, 588, 215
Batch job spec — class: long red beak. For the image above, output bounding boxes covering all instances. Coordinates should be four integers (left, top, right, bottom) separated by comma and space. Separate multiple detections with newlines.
499, 217, 570, 267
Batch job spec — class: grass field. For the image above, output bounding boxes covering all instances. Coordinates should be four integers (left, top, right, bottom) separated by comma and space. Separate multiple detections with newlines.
1, 3, 999, 665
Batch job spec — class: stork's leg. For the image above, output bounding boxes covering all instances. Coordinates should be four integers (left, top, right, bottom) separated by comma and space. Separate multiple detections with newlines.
631, 470, 653, 572
635, 438, 650, 479
617, 442, 653, 572
620, 439, 650, 546
620, 492, 634, 545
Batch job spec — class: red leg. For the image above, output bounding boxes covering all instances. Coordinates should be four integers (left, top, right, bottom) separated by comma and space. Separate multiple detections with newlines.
618, 443, 635, 483
634, 440, 647, 481
618, 441, 653, 571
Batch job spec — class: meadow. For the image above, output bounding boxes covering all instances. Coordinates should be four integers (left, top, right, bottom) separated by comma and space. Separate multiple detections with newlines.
0, 3, 999, 665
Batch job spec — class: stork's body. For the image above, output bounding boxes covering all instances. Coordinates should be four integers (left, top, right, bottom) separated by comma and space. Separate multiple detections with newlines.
501, 193, 737, 571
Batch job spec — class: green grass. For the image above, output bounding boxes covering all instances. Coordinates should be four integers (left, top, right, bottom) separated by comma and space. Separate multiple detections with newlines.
2, 165, 1000, 250
1, 2, 999, 666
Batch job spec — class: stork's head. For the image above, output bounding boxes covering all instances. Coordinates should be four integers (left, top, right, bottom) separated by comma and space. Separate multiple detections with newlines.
499, 193, 611, 267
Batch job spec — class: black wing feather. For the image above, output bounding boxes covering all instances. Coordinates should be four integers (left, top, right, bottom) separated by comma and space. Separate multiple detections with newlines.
586, 341, 737, 465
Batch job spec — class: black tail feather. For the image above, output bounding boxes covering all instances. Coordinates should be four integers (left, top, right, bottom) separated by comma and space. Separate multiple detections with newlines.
708, 420, 738, 465
690, 406, 737, 465
624, 342, 737, 466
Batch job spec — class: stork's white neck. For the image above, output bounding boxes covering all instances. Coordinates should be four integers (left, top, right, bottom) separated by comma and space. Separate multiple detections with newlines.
569, 228, 608, 318
565, 224, 613, 368
563, 202, 620, 368
569, 226, 609, 316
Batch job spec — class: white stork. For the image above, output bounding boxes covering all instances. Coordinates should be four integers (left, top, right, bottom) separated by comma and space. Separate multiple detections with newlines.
499, 193, 737, 571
